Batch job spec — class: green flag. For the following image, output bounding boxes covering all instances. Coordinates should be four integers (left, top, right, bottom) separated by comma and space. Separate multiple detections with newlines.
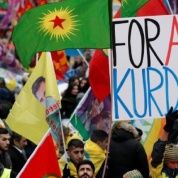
0, 0, 8, 9
70, 88, 111, 141
121, 0, 148, 17
12, 0, 111, 68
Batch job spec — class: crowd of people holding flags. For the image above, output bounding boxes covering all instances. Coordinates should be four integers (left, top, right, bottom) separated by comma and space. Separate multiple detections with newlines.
0, 0, 178, 178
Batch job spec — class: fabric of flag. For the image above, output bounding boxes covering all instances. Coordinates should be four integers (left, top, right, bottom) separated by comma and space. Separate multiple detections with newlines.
36, 0, 47, 6
112, 0, 121, 18
65, 49, 83, 57
12, 0, 111, 68
137, 0, 169, 16
89, 49, 110, 101
18, 133, 61, 178
0, 0, 8, 9
17, 0, 34, 17
120, 0, 168, 17
51, 51, 69, 80
70, 88, 111, 141
6, 52, 61, 144
121, 0, 148, 17
1, 0, 17, 29
133, 118, 165, 159
163, 0, 172, 13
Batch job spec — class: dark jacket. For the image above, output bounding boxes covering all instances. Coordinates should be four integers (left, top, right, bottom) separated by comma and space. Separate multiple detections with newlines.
8, 146, 27, 174
0, 151, 12, 169
151, 139, 178, 177
107, 128, 149, 178
61, 95, 77, 119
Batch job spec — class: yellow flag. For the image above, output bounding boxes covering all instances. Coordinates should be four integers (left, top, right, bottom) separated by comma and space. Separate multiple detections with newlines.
6, 52, 61, 144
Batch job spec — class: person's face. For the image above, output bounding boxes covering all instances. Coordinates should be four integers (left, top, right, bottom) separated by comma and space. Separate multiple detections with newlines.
78, 164, 94, 178
14, 137, 28, 150
68, 147, 84, 165
36, 81, 46, 105
73, 79, 79, 86
166, 161, 178, 169
80, 79, 87, 88
98, 138, 108, 150
0, 134, 10, 151
71, 85, 79, 96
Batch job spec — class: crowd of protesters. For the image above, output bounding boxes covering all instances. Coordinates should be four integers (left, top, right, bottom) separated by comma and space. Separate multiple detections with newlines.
1, 0, 178, 178
0, 20, 178, 178
1, 67, 178, 178
0, 34, 178, 177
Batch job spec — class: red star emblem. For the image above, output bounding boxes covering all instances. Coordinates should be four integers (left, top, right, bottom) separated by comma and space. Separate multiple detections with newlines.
50, 16, 66, 29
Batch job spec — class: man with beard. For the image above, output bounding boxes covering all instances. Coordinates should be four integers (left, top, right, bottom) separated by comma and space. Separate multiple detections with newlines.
77, 160, 95, 178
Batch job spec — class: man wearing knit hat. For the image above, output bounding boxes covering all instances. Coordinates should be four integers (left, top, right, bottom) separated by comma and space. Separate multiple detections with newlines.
150, 107, 178, 178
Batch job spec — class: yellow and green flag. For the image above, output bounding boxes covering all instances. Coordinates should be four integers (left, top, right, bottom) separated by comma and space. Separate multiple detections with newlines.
6, 52, 61, 144
12, 0, 111, 68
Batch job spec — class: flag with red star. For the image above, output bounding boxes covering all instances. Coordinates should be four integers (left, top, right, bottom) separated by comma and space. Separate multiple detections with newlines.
12, 0, 111, 68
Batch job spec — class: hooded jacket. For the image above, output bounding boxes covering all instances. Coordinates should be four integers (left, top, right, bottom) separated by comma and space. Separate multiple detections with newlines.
106, 127, 149, 178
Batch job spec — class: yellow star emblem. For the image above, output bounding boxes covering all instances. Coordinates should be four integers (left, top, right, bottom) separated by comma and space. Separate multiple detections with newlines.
38, 8, 79, 41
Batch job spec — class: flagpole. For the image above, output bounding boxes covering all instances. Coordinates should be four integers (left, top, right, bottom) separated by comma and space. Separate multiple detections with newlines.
77, 49, 89, 66
59, 112, 69, 162
16, 129, 51, 178
101, 49, 113, 178
165, 0, 174, 14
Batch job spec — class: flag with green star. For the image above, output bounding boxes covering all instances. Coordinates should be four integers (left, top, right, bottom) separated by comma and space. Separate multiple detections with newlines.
12, 0, 111, 68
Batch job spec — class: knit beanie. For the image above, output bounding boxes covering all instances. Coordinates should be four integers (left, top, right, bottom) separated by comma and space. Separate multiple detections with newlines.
164, 144, 178, 163
123, 169, 143, 178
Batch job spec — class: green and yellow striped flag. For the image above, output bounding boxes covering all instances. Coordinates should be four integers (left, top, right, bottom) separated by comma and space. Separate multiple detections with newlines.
12, 0, 111, 68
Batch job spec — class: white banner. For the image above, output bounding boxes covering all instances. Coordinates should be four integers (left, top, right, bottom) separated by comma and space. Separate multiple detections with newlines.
112, 15, 178, 120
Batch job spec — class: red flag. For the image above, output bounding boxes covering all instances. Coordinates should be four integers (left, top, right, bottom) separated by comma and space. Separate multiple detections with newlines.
114, 10, 121, 18
113, 0, 121, 18
115, 0, 168, 18
36, 0, 47, 5
137, 0, 169, 16
17, 0, 34, 17
89, 50, 110, 101
51, 51, 69, 80
18, 133, 61, 178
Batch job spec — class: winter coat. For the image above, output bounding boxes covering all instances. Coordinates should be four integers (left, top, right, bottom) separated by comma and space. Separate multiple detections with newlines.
8, 146, 27, 173
106, 128, 149, 178
150, 139, 178, 178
